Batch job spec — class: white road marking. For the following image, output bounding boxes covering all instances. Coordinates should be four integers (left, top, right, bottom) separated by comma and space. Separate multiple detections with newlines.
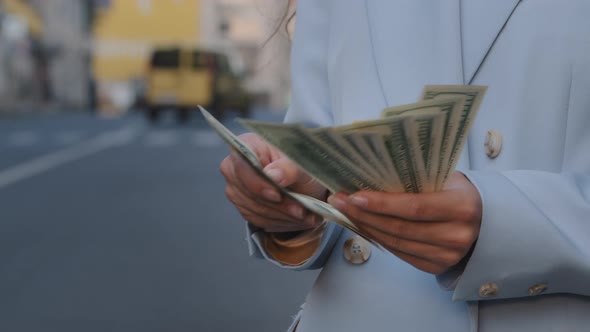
144, 132, 178, 147
7, 131, 38, 147
193, 130, 222, 147
0, 125, 143, 190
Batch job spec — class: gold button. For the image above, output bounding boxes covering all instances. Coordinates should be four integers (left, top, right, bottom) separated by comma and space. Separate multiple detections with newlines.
478, 282, 499, 298
343, 236, 371, 265
484, 130, 503, 159
528, 283, 548, 296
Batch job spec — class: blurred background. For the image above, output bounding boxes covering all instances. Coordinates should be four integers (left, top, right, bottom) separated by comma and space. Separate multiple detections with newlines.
0, 0, 319, 331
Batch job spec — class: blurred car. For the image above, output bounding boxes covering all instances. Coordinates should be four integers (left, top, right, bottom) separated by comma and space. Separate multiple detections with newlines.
144, 47, 251, 123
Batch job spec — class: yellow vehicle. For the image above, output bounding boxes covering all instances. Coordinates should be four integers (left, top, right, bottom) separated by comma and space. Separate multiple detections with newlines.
145, 47, 251, 123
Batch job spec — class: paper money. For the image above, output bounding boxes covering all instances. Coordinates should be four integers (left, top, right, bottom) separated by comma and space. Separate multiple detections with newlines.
340, 112, 439, 193
201, 85, 486, 246
402, 110, 445, 192
308, 128, 385, 186
420, 85, 487, 189
342, 132, 397, 189
239, 119, 387, 193
383, 96, 466, 191
380, 98, 465, 191
199, 106, 378, 246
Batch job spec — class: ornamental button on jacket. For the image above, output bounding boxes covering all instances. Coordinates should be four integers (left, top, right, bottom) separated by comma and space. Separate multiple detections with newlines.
247, 0, 590, 331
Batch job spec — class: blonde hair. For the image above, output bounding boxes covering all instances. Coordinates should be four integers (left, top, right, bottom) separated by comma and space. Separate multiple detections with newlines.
262, 0, 296, 47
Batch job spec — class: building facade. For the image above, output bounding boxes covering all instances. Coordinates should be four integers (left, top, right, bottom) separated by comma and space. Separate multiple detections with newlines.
0, 0, 92, 111
92, 0, 207, 112
0, 0, 293, 113
29, 0, 92, 109
93, 0, 292, 112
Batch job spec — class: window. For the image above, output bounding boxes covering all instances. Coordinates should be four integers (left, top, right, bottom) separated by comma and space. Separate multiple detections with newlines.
150, 49, 180, 68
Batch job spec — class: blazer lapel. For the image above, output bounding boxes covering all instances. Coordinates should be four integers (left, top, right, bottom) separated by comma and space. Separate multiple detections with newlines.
364, 0, 463, 106
461, 0, 521, 83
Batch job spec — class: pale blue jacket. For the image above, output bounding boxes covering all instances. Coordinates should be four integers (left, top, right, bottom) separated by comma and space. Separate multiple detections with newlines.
248, 0, 590, 331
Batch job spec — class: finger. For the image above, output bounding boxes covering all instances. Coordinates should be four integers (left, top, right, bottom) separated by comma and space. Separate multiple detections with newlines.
226, 184, 301, 220
242, 211, 317, 233
346, 191, 468, 221
347, 206, 442, 245
220, 154, 235, 181
330, 194, 425, 241
226, 184, 322, 229
330, 193, 476, 249
235, 132, 275, 165
238, 201, 324, 232
263, 156, 312, 188
358, 224, 465, 270
230, 150, 283, 203
235, 200, 309, 232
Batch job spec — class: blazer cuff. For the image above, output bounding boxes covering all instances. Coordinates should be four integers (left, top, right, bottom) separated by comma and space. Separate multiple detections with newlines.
246, 221, 341, 270
442, 170, 589, 301
261, 222, 327, 266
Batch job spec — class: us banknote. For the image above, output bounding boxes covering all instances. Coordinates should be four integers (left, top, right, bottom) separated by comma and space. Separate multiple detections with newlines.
199, 107, 377, 245
382, 96, 466, 192
420, 85, 487, 190
200, 85, 486, 245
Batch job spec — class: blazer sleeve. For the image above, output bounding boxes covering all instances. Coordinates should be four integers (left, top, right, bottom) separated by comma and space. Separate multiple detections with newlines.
437, 71, 590, 300
245, 0, 341, 270
438, 119, 590, 301
444, 170, 590, 301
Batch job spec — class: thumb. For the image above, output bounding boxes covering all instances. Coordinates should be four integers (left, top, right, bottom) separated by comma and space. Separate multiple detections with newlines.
263, 157, 307, 187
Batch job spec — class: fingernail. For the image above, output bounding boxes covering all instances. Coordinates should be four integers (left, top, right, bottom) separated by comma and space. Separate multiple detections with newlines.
288, 205, 304, 219
262, 189, 281, 202
349, 195, 368, 208
327, 195, 346, 210
265, 168, 284, 184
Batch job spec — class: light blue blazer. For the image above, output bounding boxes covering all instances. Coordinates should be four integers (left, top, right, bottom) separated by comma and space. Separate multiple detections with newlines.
247, 0, 590, 331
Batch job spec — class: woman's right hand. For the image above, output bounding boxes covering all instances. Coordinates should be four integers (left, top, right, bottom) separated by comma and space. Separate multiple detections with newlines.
220, 133, 327, 233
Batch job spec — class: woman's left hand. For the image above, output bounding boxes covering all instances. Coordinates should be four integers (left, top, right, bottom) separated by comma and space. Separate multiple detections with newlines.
328, 172, 482, 275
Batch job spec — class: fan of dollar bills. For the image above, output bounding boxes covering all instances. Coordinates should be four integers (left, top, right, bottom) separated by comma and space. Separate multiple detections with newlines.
200, 85, 486, 244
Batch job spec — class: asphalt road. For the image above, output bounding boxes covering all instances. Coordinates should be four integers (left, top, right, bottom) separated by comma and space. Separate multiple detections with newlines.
0, 109, 318, 332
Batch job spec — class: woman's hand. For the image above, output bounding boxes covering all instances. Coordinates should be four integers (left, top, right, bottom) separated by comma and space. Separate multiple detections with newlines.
328, 172, 482, 274
220, 133, 327, 233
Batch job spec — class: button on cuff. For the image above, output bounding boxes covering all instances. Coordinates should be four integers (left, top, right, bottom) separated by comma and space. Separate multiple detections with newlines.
478, 282, 499, 298
528, 283, 548, 296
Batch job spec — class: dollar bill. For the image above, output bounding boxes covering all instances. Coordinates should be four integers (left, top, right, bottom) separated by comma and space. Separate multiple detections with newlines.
420, 85, 487, 190
308, 128, 384, 186
381, 101, 445, 191
383, 96, 466, 191
337, 113, 425, 193
401, 110, 445, 192
199, 106, 380, 245
199, 83, 485, 245
341, 131, 396, 189
239, 119, 387, 193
